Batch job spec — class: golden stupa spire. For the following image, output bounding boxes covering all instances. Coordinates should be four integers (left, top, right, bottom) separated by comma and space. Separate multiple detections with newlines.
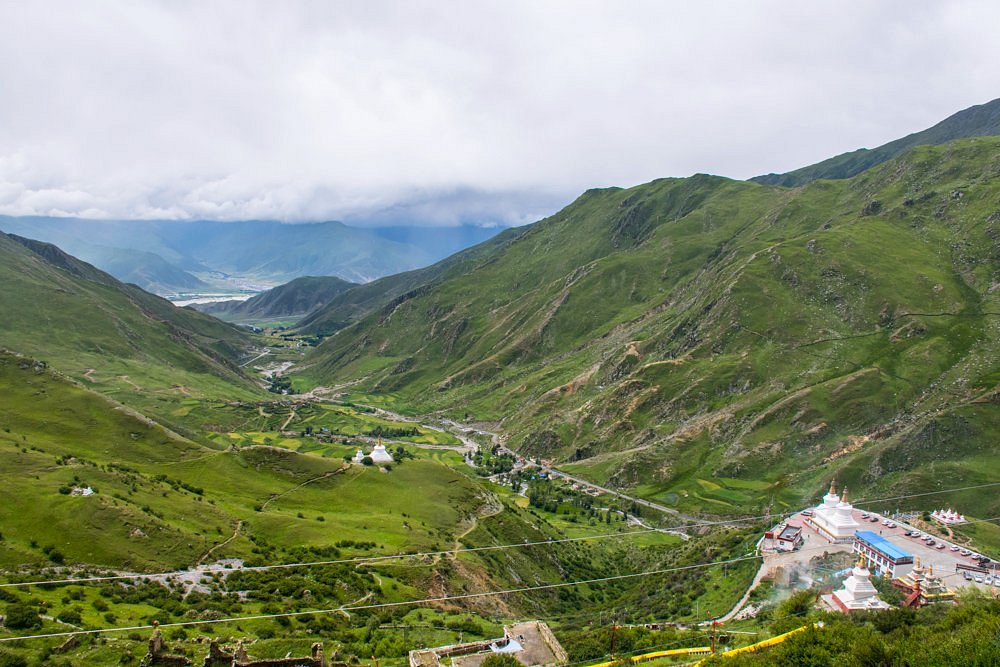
829, 479, 837, 495
841, 486, 849, 503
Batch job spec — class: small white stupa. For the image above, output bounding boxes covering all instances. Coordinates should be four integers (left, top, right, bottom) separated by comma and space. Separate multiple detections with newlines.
825, 558, 891, 613
931, 508, 967, 525
369, 443, 394, 464
352, 449, 365, 463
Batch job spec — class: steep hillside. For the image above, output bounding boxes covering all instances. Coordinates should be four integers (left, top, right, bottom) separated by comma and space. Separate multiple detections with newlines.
299, 137, 1000, 515
0, 232, 261, 406
0, 216, 206, 294
297, 225, 528, 335
752, 97, 1000, 186
191, 275, 358, 324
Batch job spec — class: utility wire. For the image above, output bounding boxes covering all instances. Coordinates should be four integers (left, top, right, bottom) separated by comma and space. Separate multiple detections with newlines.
5, 515, 999, 645
0, 517, 780, 590
2, 480, 998, 590
0, 552, 777, 643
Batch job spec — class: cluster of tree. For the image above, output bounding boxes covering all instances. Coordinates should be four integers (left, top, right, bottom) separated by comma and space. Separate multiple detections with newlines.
703, 591, 1000, 665
473, 445, 516, 476
365, 425, 419, 438
267, 375, 296, 394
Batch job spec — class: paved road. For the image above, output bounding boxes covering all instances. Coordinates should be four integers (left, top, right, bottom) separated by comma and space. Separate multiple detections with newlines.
545, 469, 701, 523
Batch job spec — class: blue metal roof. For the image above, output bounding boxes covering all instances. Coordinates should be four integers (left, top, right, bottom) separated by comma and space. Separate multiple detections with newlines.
855, 530, 913, 562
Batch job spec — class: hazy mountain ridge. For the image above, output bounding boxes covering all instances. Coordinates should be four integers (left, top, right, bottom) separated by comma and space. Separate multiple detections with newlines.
191, 275, 359, 323
299, 137, 1000, 512
751, 97, 1000, 187
0, 216, 504, 294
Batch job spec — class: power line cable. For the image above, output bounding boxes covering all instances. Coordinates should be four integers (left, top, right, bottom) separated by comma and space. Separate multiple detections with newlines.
0, 552, 776, 643
5, 480, 997, 590
0, 516, 781, 590
5, 515, 1000, 646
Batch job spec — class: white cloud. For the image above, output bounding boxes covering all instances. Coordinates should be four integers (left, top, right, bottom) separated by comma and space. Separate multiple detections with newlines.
1, 1, 999, 224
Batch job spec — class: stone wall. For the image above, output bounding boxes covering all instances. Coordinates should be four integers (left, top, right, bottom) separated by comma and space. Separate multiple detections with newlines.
202, 638, 326, 667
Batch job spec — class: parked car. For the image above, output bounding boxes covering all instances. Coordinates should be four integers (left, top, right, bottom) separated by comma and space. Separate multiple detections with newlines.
801, 510, 814, 517
986, 576, 994, 585
937, 543, 946, 550
961, 549, 971, 556
975, 576, 984, 583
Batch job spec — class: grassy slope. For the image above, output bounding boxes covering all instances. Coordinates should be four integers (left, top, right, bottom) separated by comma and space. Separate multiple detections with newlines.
0, 232, 266, 421
296, 225, 529, 336
0, 352, 485, 570
299, 138, 1000, 515
751, 96, 1000, 186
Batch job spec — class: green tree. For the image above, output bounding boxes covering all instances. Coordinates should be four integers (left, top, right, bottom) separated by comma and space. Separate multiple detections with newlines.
0, 649, 28, 667
481, 654, 522, 667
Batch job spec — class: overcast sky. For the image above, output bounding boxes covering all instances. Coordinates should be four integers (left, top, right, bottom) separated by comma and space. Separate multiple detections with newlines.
2, 1, 999, 226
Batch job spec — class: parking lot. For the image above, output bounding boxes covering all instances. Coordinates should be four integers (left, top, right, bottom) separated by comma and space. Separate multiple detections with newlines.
762, 508, 1000, 589
854, 511, 997, 588
783, 507, 998, 590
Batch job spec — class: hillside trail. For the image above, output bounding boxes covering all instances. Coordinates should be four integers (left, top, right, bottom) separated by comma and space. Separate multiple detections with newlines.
335, 590, 375, 619
155, 450, 224, 467
279, 408, 297, 431
716, 562, 770, 623
260, 464, 349, 511
197, 520, 244, 565
453, 491, 504, 549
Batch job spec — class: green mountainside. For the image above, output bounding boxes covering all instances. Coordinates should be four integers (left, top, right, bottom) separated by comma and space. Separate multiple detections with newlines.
0, 232, 260, 410
297, 226, 526, 335
752, 97, 1000, 187
298, 137, 1000, 515
190, 275, 359, 324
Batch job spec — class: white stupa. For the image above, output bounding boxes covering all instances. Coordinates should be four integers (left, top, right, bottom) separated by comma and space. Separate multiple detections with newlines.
809, 481, 862, 543
352, 449, 365, 463
825, 558, 891, 613
931, 508, 967, 525
369, 443, 394, 464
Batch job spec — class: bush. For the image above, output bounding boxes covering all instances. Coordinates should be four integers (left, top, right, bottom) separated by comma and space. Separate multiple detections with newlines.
56, 607, 82, 625
3, 603, 41, 630
481, 654, 522, 667
0, 649, 27, 667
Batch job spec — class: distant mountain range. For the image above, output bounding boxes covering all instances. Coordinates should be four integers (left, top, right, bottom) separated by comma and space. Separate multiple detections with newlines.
191, 275, 358, 323
0, 216, 502, 295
